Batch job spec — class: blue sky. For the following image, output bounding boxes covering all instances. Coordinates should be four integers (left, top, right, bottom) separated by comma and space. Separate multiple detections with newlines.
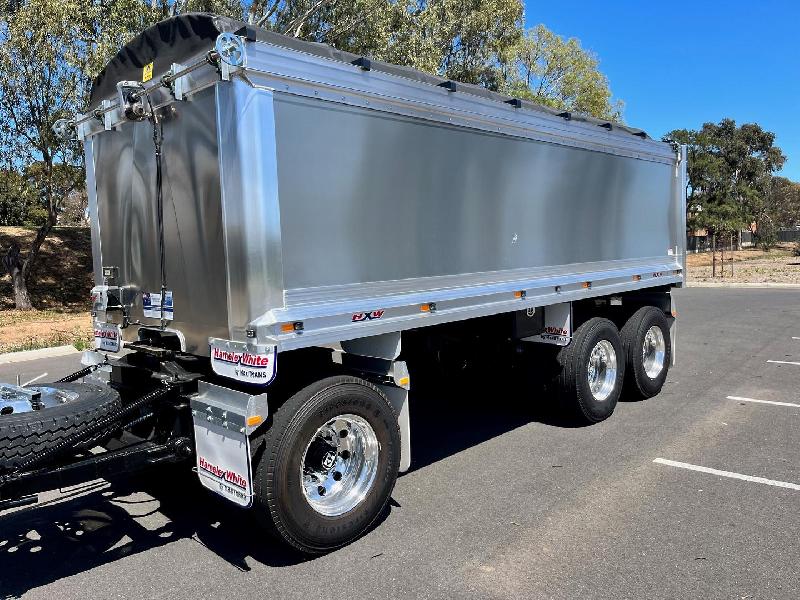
525, 1, 799, 181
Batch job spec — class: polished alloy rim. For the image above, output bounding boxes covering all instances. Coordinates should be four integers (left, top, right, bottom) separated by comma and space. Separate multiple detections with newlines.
0, 386, 78, 417
587, 340, 618, 402
300, 414, 379, 517
642, 325, 666, 379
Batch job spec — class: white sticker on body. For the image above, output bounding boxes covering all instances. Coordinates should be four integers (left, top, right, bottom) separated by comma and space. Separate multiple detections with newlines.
210, 341, 277, 385
142, 291, 174, 320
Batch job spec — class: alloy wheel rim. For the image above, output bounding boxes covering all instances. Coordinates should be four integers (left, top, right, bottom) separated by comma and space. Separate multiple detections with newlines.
587, 339, 618, 402
300, 414, 379, 517
0, 386, 79, 417
642, 325, 666, 379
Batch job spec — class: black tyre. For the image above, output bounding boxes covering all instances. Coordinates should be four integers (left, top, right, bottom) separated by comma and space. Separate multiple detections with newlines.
620, 306, 671, 399
556, 317, 624, 423
253, 376, 400, 554
0, 382, 122, 472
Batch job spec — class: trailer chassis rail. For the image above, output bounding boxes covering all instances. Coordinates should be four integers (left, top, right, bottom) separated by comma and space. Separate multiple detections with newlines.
0, 433, 192, 510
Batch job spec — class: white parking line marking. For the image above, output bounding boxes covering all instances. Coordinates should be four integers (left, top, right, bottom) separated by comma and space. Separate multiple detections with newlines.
654, 459, 800, 491
726, 395, 800, 408
793, 337, 800, 340
767, 360, 800, 366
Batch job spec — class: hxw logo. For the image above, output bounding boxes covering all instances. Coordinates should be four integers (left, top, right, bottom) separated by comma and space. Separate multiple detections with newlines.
352, 310, 385, 322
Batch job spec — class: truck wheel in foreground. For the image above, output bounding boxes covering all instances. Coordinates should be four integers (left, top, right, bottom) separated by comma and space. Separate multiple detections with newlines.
0, 382, 121, 472
620, 307, 671, 399
556, 317, 624, 424
253, 376, 401, 554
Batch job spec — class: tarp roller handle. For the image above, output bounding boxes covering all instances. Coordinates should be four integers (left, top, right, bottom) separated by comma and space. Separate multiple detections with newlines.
52, 32, 247, 139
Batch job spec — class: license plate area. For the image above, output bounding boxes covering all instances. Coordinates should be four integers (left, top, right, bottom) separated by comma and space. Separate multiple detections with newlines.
93, 321, 122, 352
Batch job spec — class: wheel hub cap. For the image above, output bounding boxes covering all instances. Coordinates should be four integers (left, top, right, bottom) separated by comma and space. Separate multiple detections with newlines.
587, 340, 618, 402
642, 325, 666, 379
0, 385, 78, 416
300, 414, 379, 517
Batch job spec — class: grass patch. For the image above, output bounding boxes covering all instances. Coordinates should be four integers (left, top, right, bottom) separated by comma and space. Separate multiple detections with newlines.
0, 309, 92, 353
0, 308, 86, 327
0, 326, 92, 353
685, 244, 794, 268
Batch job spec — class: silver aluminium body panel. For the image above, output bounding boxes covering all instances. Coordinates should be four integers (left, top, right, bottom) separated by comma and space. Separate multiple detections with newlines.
84, 35, 686, 355
88, 87, 229, 353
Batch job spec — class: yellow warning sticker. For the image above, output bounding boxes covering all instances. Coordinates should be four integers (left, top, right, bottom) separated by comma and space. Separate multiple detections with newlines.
142, 62, 154, 83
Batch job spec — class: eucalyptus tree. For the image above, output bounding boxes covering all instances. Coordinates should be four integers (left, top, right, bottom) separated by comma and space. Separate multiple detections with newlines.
502, 24, 623, 120
666, 120, 786, 250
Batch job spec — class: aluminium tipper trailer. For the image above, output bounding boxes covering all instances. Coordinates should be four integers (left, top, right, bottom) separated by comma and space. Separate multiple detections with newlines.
0, 14, 686, 553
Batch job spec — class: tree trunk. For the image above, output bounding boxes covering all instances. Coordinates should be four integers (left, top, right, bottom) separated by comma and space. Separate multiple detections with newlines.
711, 232, 716, 277
3, 201, 57, 310
2, 242, 32, 310
10, 267, 32, 310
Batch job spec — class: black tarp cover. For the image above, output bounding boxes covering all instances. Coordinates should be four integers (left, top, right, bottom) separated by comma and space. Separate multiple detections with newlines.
91, 13, 648, 139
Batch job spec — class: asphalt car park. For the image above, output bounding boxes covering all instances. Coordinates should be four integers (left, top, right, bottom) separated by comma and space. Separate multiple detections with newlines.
1, 287, 798, 599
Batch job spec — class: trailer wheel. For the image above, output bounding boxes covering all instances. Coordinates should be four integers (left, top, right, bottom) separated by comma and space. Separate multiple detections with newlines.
253, 376, 400, 554
0, 382, 122, 472
556, 317, 624, 423
620, 307, 671, 399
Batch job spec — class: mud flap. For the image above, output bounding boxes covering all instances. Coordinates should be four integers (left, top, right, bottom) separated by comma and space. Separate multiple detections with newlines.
190, 382, 268, 508
523, 302, 572, 346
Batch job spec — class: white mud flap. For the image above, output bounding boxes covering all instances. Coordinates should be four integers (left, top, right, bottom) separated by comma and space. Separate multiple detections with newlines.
525, 302, 572, 346
377, 384, 411, 473
190, 382, 268, 507
670, 294, 677, 366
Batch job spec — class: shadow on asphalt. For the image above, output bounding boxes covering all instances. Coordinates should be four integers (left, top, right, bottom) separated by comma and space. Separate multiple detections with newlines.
407, 376, 590, 473
0, 377, 584, 597
0, 467, 316, 598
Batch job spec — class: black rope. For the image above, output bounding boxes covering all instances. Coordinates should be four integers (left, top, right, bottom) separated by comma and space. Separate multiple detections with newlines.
143, 90, 168, 330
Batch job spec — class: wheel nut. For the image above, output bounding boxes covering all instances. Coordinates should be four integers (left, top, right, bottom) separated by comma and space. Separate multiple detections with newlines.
318, 486, 326, 496
340, 450, 350, 459
339, 429, 348, 438
333, 471, 342, 481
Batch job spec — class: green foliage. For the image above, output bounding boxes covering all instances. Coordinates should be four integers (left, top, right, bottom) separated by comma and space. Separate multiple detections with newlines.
770, 176, 800, 229
502, 24, 623, 120
404, 0, 525, 87
665, 119, 788, 246
0, 169, 31, 225
245, 1, 618, 116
